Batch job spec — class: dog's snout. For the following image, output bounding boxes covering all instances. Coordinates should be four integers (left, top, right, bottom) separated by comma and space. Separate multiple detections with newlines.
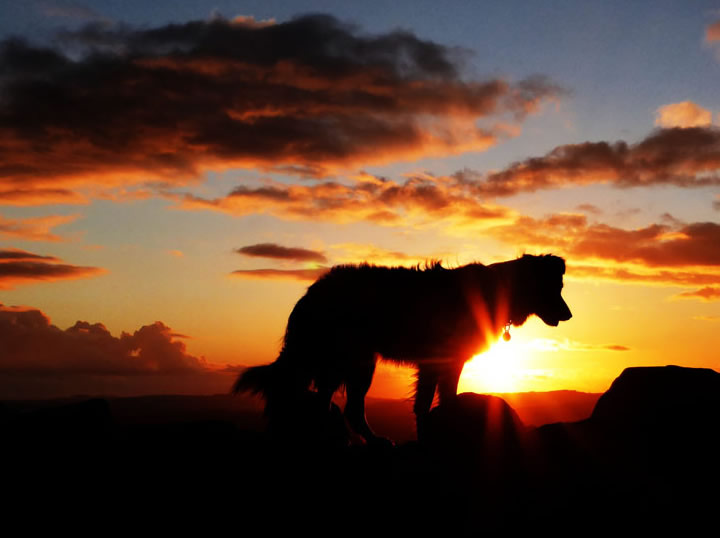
559, 299, 572, 321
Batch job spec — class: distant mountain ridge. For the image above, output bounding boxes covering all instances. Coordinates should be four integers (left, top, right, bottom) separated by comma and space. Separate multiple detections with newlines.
2, 389, 602, 443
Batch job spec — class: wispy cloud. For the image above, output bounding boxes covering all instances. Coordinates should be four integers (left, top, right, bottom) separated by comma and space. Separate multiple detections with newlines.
230, 267, 329, 281
530, 338, 630, 352
0, 248, 104, 289
0, 214, 80, 242
675, 286, 720, 301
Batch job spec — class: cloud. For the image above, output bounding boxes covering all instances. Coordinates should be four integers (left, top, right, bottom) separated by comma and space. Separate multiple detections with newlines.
456, 126, 720, 197
0, 248, 59, 261
0, 188, 88, 206
236, 243, 327, 263
36, 0, 110, 22
569, 264, 720, 287
530, 338, 630, 352
0, 248, 104, 289
693, 315, 720, 321
171, 173, 513, 229
0, 15, 561, 202
675, 287, 720, 301
575, 203, 603, 215
327, 243, 435, 266
706, 20, 720, 43
655, 101, 713, 128
491, 213, 720, 268
0, 304, 237, 397
231, 243, 453, 282
230, 267, 329, 282
0, 213, 80, 241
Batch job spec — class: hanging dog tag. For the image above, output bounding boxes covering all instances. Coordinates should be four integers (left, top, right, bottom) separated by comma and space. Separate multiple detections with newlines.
502, 323, 511, 342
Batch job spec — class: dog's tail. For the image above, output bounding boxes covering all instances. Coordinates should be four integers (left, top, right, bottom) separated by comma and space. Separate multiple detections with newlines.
231, 362, 278, 397
231, 350, 310, 416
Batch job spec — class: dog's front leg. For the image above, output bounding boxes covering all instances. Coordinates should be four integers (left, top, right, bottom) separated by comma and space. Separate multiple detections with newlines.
414, 365, 438, 442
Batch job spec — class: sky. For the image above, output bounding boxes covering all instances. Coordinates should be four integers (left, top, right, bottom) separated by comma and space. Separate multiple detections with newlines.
1, 0, 719, 399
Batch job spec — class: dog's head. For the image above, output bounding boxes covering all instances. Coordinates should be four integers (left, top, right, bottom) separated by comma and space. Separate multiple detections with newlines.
512, 254, 572, 327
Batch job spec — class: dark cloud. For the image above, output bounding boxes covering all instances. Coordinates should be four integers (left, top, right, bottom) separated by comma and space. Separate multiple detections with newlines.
0, 14, 560, 201
0, 304, 237, 397
236, 243, 327, 263
675, 287, 720, 301
0, 248, 59, 261
230, 267, 329, 282
491, 214, 720, 268
0, 248, 104, 289
455, 127, 720, 197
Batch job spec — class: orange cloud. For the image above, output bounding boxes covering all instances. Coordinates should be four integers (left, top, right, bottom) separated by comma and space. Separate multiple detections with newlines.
675, 287, 720, 301
655, 101, 713, 128
706, 20, 720, 42
0, 214, 80, 241
171, 173, 513, 228
0, 188, 88, 206
458, 127, 720, 197
236, 243, 328, 263
0, 15, 561, 201
491, 214, 720, 268
0, 248, 105, 289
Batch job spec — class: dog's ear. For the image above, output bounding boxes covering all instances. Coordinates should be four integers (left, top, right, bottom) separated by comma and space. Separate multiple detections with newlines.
544, 255, 566, 276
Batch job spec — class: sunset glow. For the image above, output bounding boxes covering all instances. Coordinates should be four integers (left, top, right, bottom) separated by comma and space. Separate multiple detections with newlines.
0, 2, 718, 400
459, 336, 548, 394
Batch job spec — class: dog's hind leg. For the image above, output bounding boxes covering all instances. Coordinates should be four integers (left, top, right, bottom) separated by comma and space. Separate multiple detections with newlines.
438, 361, 464, 405
414, 365, 439, 442
344, 358, 392, 447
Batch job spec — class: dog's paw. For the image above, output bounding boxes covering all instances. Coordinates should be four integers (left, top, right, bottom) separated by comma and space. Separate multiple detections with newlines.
366, 435, 395, 450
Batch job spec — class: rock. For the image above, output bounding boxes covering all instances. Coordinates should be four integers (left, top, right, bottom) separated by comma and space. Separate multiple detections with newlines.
590, 365, 720, 430
424, 392, 526, 475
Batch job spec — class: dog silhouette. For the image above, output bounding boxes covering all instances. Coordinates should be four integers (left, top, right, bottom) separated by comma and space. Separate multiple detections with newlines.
234, 254, 572, 444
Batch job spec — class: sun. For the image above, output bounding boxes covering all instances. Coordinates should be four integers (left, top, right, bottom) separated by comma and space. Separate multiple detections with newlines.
458, 336, 530, 394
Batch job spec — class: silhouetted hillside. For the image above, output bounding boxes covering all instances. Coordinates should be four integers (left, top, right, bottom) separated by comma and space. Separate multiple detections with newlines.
3, 365, 718, 531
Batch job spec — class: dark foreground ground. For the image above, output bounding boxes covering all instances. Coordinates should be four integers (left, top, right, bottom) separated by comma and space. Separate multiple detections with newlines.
3, 365, 719, 533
